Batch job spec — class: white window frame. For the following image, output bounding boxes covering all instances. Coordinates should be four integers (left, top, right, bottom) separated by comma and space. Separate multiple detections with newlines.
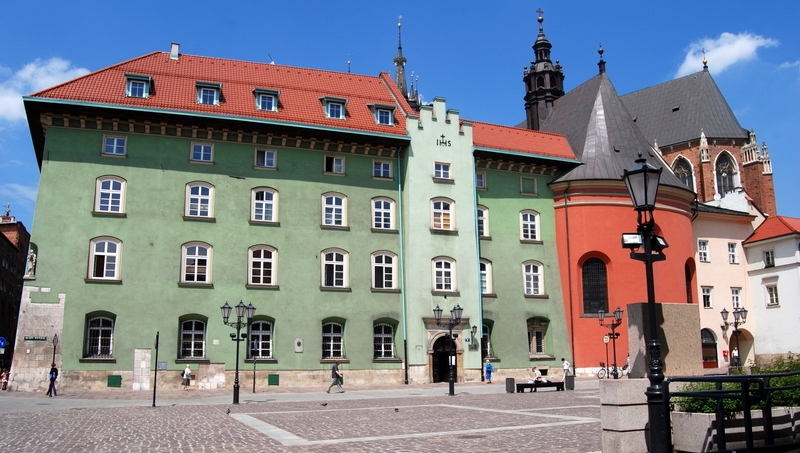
520, 210, 539, 241
191, 143, 214, 162
431, 198, 454, 231
258, 93, 276, 111
432, 257, 456, 292
251, 188, 278, 223
731, 287, 741, 308
325, 155, 345, 174
476, 172, 486, 189
197, 85, 220, 106
182, 243, 212, 284
523, 261, 543, 296
480, 259, 493, 295
373, 323, 394, 358
698, 240, 710, 262
327, 102, 344, 119
764, 249, 775, 268
249, 320, 273, 359
322, 193, 347, 227
766, 284, 779, 306
373, 160, 392, 179
180, 320, 206, 358
376, 108, 393, 125
728, 243, 739, 264
477, 206, 489, 237
321, 249, 349, 288
103, 136, 127, 155
125, 74, 150, 98
702, 286, 713, 308
85, 316, 114, 358
89, 237, 121, 280
185, 183, 214, 218
249, 245, 277, 286
434, 162, 451, 180
95, 176, 126, 213
322, 322, 344, 359
255, 149, 277, 168
371, 197, 395, 230
372, 251, 397, 290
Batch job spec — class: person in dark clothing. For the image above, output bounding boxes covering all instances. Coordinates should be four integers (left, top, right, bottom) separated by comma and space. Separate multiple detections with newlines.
46, 363, 58, 397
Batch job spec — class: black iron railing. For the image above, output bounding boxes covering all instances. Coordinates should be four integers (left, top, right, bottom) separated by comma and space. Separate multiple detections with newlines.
666, 371, 800, 452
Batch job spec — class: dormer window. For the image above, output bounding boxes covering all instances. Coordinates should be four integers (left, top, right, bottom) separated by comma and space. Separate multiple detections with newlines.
254, 88, 279, 112
125, 74, 152, 98
196, 81, 222, 106
368, 104, 396, 126
321, 96, 348, 120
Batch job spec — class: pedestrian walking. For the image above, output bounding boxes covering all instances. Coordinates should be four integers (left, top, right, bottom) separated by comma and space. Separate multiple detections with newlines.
46, 363, 58, 397
484, 359, 494, 383
181, 365, 192, 390
732, 347, 741, 367
325, 361, 344, 393
561, 358, 571, 379
0, 368, 8, 390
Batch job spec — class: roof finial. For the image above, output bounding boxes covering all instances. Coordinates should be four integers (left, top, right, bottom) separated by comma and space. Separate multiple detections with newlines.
701, 48, 708, 70
393, 15, 409, 96
3, 202, 10, 217
347, 54, 351, 73
597, 43, 606, 74
536, 8, 544, 32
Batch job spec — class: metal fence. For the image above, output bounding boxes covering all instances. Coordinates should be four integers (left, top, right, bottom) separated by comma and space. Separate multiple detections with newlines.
666, 371, 800, 452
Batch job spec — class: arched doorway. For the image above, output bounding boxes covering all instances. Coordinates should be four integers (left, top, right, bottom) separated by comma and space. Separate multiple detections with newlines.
701, 328, 718, 368
729, 329, 754, 368
432, 335, 456, 383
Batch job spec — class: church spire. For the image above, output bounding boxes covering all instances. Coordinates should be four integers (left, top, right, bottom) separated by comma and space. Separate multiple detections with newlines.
393, 17, 408, 97
523, 8, 565, 130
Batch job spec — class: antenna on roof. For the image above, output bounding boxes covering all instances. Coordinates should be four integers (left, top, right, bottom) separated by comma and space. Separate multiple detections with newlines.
268, 54, 275, 65
347, 54, 351, 73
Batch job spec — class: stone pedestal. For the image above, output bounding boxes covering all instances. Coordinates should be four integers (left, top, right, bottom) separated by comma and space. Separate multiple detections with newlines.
601, 378, 650, 453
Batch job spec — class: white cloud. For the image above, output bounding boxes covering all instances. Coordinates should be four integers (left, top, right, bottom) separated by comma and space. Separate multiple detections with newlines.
0, 58, 89, 124
777, 60, 800, 73
0, 183, 38, 204
675, 32, 778, 78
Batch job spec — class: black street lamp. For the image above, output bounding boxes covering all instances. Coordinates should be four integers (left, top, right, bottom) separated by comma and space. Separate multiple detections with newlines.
598, 307, 624, 379
433, 304, 463, 396
220, 300, 256, 404
720, 307, 748, 367
621, 156, 670, 453
51, 334, 58, 364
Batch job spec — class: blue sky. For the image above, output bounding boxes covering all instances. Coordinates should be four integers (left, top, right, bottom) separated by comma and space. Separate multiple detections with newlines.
1, 1, 798, 229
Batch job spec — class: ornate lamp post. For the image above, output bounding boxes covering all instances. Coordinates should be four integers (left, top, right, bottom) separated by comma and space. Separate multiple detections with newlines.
721, 307, 747, 367
598, 307, 624, 378
220, 300, 256, 404
433, 304, 463, 396
621, 156, 670, 453
51, 334, 58, 364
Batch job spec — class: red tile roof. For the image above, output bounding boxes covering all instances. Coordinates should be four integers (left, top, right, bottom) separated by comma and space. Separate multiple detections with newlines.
470, 121, 576, 160
30, 51, 414, 138
744, 216, 800, 244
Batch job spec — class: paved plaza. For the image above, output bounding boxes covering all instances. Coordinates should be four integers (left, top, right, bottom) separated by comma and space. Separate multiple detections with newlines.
0, 378, 602, 452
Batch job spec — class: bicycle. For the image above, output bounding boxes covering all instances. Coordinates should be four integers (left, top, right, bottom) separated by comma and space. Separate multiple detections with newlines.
596, 361, 619, 379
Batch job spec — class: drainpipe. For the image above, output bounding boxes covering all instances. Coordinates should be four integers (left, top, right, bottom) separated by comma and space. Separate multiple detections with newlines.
397, 147, 409, 385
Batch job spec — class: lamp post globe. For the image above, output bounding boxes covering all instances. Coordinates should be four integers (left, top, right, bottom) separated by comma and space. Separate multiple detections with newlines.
221, 300, 255, 404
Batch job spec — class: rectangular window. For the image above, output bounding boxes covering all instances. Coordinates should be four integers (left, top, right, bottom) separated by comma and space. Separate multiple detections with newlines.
258, 94, 276, 111
702, 286, 712, 308
191, 143, 213, 162
255, 149, 276, 168
103, 136, 126, 155
764, 250, 775, 268
198, 88, 218, 105
373, 161, 392, 178
434, 162, 451, 179
476, 172, 486, 189
377, 109, 393, 125
766, 285, 779, 306
125, 74, 151, 98
325, 156, 344, 174
728, 243, 738, 264
327, 102, 344, 119
521, 177, 538, 195
731, 287, 741, 308
698, 240, 709, 262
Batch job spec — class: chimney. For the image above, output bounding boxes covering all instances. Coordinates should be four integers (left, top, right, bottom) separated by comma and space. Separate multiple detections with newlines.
170, 42, 180, 60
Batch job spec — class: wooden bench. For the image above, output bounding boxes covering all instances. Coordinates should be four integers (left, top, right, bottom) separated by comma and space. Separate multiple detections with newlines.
516, 381, 565, 392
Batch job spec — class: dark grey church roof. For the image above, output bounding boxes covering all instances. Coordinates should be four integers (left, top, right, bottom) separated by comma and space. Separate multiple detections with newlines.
540, 72, 687, 189
620, 69, 748, 147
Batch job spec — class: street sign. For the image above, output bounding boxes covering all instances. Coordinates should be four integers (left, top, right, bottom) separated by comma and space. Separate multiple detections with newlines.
0, 337, 6, 348
603, 335, 610, 344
